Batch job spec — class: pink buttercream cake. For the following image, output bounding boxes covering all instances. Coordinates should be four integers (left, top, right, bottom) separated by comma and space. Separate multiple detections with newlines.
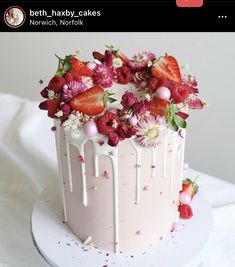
39, 46, 205, 253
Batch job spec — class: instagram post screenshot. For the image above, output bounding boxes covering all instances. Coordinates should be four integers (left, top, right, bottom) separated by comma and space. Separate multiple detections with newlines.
0, 0, 235, 266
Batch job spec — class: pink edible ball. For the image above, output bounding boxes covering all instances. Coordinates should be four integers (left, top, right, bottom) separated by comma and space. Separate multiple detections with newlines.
87, 62, 97, 70
155, 87, 171, 100
63, 84, 68, 90
179, 192, 191, 205
128, 116, 138, 126
108, 108, 118, 114
83, 120, 98, 137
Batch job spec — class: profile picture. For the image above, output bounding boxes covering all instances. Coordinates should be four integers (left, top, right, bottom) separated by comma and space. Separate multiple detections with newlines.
4, 6, 26, 28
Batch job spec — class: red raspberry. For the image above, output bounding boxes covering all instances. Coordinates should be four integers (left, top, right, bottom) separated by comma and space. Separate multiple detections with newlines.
48, 76, 66, 93
40, 87, 49, 98
179, 204, 193, 219
65, 71, 81, 83
39, 100, 48, 110
108, 132, 120, 147
171, 84, 189, 104
47, 99, 59, 118
97, 113, 120, 135
116, 66, 132, 84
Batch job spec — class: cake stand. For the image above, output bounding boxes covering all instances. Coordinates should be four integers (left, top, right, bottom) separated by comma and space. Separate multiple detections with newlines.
31, 182, 213, 267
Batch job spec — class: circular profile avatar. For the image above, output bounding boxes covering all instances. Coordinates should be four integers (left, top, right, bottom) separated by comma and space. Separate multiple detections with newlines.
4, 6, 25, 28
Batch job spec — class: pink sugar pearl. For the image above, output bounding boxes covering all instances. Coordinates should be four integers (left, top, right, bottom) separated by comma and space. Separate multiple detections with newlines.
179, 192, 191, 205
155, 87, 171, 101
108, 108, 118, 114
83, 120, 98, 137
128, 116, 138, 126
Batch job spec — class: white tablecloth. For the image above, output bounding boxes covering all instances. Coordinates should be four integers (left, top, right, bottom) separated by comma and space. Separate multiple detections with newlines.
0, 94, 235, 267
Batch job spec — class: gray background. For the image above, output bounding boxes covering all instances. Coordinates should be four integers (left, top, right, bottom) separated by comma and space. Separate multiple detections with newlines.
0, 32, 234, 184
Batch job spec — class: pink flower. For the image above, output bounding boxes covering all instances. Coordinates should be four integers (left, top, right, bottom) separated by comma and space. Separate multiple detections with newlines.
108, 132, 120, 146
128, 52, 156, 72
60, 103, 71, 114
188, 97, 206, 109
121, 91, 138, 109
135, 115, 167, 148
63, 81, 87, 102
132, 100, 151, 115
93, 62, 115, 88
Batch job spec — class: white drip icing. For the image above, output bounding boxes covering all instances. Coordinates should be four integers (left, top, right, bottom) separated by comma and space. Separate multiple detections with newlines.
151, 148, 156, 179
179, 133, 186, 191
130, 139, 142, 203
162, 139, 167, 178
170, 135, 176, 194
110, 149, 120, 253
79, 140, 88, 206
54, 120, 67, 222
66, 142, 73, 192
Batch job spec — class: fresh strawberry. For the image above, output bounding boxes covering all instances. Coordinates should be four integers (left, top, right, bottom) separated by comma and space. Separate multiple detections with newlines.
179, 204, 193, 219
150, 98, 169, 117
181, 178, 199, 201
71, 58, 93, 77
97, 113, 120, 135
65, 71, 81, 83
48, 76, 66, 93
47, 99, 59, 118
149, 77, 161, 93
118, 52, 129, 64
151, 56, 181, 83
70, 86, 105, 115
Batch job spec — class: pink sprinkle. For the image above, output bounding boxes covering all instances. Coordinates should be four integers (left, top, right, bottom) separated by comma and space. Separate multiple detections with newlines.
173, 200, 176, 204
51, 126, 56, 131
136, 230, 141, 235
151, 165, 156, 169
114, 242, 119, 245
103, 171, 109, 179
160, 192, 163, 195
98, 140, 105, 146
143, 186, 149, 191
102, 265, 108, 267
134, 202, 138, 205
160, 236, 163, 240
78, 155, 85, 163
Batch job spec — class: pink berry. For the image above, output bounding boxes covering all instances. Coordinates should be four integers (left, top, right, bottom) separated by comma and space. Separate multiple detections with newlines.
83, 120, 98, 137
108, 108, 118, 114
154, 87, 171, 101
128, 116, 138, 126
87, 62, 97, 70
179, 192, 191, 205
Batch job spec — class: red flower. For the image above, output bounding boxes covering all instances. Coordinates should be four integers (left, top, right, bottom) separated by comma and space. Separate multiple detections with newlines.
121, 91, 138, 109
116, 122, 137, 139
132, 100, 151, 115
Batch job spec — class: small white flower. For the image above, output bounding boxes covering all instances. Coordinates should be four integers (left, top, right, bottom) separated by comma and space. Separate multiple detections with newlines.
144, 93, 151, 101
63, 113, 83, 135
113, 57, 123, 68
55, 110, 63, 118
147, 60, 153, 67
48, 90, 55, 99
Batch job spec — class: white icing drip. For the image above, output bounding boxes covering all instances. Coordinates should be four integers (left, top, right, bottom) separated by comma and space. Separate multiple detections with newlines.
177, 144, 181, 159
110, 149, 120, 253
94, 155, 99, 177
179, 134, 186, 191
54, 120, 67, 222
151, 148, 156, 179
83, 236, 92, 245
162, 139, 167, 178
79, 140, 88, 206
130, 139, 142, 203
66, 142, 73, 192
171, 136, 176, 194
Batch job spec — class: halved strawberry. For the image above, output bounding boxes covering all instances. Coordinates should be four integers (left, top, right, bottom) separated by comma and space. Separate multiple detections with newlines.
150, 98, 169, 117
152, 56, 181, 83
71, 58, 93, 77
181, 178, 199, 201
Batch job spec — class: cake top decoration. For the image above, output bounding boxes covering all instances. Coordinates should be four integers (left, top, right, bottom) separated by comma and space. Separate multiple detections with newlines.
39, 45, 206, 147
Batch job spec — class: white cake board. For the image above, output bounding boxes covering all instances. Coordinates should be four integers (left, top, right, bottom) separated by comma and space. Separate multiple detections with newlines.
31, 182, 213, 267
